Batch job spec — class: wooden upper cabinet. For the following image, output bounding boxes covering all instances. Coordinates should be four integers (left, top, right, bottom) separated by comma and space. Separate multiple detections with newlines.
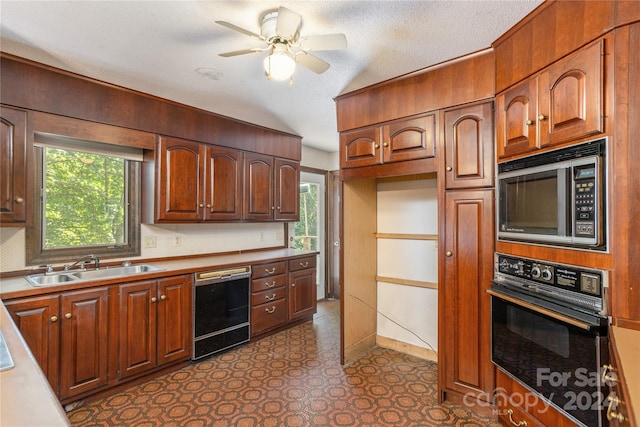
156, 136, 204, 221
0, 106, 30, 226
444, 101, 494, 189
340, 113, 435, 169
205, 145, 243, 221
340, 126, 381, 169
497, 39, 605, 160
244, 152, 275, 221
538, 40, 604, 147
383, 113, 436, 163
274, 158, 299, 221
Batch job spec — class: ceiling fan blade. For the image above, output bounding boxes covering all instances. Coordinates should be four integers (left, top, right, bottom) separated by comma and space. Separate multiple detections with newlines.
215, 20, 265, 42
218, 48, 266, 57
296, 52, 330, 74
276, 6, 301, 40
299, 34, 347, 51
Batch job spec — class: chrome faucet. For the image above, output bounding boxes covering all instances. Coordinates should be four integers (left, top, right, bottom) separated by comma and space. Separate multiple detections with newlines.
64, 254, 100, 271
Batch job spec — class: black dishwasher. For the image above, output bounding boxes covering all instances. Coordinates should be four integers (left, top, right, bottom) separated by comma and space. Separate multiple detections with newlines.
192, 266, 251, 360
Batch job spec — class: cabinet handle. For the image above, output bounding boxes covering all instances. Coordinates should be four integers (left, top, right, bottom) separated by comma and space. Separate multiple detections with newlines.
374, 144, 380, 149
265, 306, 276, 314
291, 283, 296, 287
525, 119, 534, 126
265, 293, 276, 301
14, 197, 24, 204
160, 295, 166, 300
206, 204, 211, 208
602, 364, 618, 385
446, 166, 452, 172
300, 261, 309, 268
50, 316, 58, 323
271, 206, 275, 210
265, 268, 276, 274
265, 280, 276, 288
538, 114, 547, 121
64, 313, 72, 319
151, 297, 157, 303
383, 142, 389, 147
446, 251, 453, 257
607, 395, 625, 422
506, 409, 527, 426
199, 203, 204, 208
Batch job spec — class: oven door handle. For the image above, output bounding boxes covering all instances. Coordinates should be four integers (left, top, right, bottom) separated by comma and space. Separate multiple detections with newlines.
487, 289, 593, 331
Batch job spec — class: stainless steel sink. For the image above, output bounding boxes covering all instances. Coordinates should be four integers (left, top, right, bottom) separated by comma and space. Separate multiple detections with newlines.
25, 264, 165, 287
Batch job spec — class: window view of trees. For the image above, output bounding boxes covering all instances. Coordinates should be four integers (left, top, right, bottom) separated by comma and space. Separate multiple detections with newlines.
43, 147, 127, 249
293, 183, 319, 251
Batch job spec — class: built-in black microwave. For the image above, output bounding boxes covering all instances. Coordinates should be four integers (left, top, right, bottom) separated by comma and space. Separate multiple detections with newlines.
497, 138, 607, 251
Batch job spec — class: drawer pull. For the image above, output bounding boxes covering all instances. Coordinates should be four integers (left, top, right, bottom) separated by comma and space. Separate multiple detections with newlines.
265, 280, 276, 288
506, 409, 527, 427
265, 306, 276, 314
300, 261, 309, 268
602, 364, 618, 384
265, 293, 277, 301
265, 267, 276, 274
607, 395, 625, 422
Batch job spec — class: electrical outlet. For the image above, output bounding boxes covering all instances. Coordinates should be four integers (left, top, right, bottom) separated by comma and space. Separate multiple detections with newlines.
259, 232, 264, 241
174, 234, 182, 247
144, 235, 157, 248
433, 242, 438, 251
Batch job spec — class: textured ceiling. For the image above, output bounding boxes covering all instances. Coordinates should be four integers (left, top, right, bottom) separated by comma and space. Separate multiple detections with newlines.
0, 1, 543, 152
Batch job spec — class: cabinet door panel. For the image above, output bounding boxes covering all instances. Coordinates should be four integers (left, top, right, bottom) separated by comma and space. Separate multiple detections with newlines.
340, 127, 381, 168
60, 288, 109, 400
4, 295, 60, 393
538, 40, 604, 147
206, 146, 243, 221
383, 114, 436, 163
118, 281, 157, 380
497, 79, 538, 159
0, 106, 28, 225
156, 136, 204, 221
442, 190, 494, 401
157, 275, 192, 365
274, 158, 299, 221
444, 102, 494, 189
288, 268, 317, 321
244, 153, 274, 220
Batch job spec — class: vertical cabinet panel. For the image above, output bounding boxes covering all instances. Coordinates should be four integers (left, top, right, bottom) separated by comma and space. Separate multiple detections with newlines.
4, 295, 60, 393
0, 106, 29, 225
59, 287, 109, 400
205, 146, 243, 221
156, 136, 204, 221
496, 79, 538, 159
244, 153, 274, 220
274, 158, 299, 221
442, 189, 494, 402
118, 281, 157, 380
444, 101, 494, 189
157, 275, 192, 365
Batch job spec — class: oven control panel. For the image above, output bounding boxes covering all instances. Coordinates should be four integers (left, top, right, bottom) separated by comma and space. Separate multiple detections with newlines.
494, 253, 607, 299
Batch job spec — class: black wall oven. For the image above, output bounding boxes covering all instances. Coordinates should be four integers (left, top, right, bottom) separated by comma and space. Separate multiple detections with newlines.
490, 254, 609, 427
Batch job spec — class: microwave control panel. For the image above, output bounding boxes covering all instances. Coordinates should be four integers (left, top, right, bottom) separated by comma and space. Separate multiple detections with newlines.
574, 164, 597, 238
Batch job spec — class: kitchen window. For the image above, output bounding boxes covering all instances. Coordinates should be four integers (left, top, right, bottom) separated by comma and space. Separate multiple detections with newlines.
26, 134, 141, 265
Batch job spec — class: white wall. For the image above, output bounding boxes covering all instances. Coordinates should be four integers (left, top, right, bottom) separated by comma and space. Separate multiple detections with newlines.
301, 145, 339, 171
376, 178, 438, 353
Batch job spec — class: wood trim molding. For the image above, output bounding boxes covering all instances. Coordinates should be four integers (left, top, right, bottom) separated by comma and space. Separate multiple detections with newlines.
376, 276, 438, 290
376, 335, 437, 362
375, 233, 438, 241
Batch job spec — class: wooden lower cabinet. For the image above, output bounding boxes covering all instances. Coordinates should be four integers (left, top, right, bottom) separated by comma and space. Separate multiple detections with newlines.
5, 287, 109, 401
251, 256, 317, 337
440, 189, 494, 405
118, 275, 192, 381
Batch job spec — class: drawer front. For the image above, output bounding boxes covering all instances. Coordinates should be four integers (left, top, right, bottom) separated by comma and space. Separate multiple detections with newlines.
251, 299, 287, 335
288, 256, 316, 272
252, 261, 286, 279
251, 287, 286, 306
251, 274, 287, 292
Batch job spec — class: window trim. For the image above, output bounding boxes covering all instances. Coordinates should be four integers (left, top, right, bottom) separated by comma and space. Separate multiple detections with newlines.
26, 147, 141, 265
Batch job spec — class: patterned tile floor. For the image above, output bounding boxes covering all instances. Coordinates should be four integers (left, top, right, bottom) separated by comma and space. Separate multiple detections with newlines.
68, 299, 501, 426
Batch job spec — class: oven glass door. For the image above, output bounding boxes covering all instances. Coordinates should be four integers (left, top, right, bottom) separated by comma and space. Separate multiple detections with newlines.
194, 277, 249, 337
491, 294, 606, 427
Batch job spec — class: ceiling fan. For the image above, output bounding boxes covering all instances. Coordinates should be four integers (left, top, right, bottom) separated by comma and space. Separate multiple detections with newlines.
216, 6, 347, 81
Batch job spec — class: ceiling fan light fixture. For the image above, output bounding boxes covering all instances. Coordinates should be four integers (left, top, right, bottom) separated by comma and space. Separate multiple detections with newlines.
263, 44, 296, 81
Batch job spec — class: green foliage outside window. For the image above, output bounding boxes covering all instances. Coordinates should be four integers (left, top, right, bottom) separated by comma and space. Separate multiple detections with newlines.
43, 147, 126, 249
293, 183, 319, 251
